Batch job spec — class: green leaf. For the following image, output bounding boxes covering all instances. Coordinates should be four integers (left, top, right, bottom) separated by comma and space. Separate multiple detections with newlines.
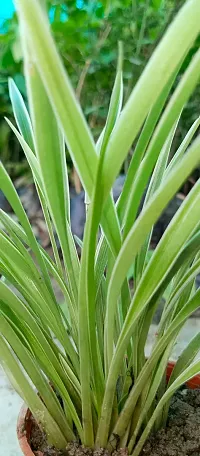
128, 343, 174, 453
101, 1, 200, 206
165, 115, 200, 176
0, 281, 82, 427
0, 232, 62, 334
97, 136, 200, 447
22, 49, 78, 301
117, 63, 182, 222
111, 288, 200, 445
0, 209, 77, 333
0, 230, 79, 370
0, 163, 55, 300
152, 0, 162, 10
3, 1, 200, 452
132, 360, 200, 456
123, 48, 200, 238
15, 0, 121, 257
168, 332, 200, 386
6, 117, 65, 277
95, 235, 108, 296
0, 312, 74, 442
77, 41, 124, 446
5, 117, 43, 189
105, 136, 200, 372
135, 117, 180, 282
0, 335, 68, 448
159, 256, 200, 332
8, 77, 35, 151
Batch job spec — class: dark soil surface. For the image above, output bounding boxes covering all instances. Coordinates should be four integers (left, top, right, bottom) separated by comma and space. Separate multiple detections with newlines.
142, 388, 200, 456
30, 388, 200, 456
30, 417, 67, 455
30, 418, 127, 456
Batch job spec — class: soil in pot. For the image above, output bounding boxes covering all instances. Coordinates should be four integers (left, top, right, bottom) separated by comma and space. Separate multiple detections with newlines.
30, 416, 127, 456
30, 387, 200, 456
30, 416, 67, 455
141, 387, 200, 456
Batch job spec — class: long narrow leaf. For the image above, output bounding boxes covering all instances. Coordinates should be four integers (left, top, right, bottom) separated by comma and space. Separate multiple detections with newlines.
123, 48, 200, 238
101, 0, 200, 205
8, 77, 35, 151
0, 335, 69, 448
96, 136, 200, 446
132, 360, 200, 456
16, 0, 121, 257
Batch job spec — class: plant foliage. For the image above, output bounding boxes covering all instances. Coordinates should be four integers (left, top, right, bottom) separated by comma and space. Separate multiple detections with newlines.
1, 1, 200, 455
1, 0, 199, 176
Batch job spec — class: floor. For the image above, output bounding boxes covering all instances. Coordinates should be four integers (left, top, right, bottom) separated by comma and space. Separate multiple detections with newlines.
1, 319, 200, 456
0, 367, 22, 456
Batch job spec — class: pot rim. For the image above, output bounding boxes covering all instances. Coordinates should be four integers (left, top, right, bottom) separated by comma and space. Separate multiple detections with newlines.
166, 361, 200, 388
17, 404, 35, 456
17, 361, 200, 456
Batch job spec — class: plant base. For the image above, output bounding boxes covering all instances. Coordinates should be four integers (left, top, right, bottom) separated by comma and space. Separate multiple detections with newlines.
17, 363, 200, 456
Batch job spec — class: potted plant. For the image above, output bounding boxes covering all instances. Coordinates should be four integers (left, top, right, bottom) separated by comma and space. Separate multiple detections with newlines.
1, 0, 200, 454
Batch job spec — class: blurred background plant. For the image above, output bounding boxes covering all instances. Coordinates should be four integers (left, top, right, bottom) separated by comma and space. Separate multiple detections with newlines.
0, 0, 200, 183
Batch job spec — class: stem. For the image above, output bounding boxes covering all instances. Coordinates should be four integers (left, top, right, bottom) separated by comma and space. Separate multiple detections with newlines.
136, 0, 150, 57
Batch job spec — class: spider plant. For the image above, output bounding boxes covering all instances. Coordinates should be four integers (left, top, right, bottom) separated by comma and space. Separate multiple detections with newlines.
1, 0, 200, 455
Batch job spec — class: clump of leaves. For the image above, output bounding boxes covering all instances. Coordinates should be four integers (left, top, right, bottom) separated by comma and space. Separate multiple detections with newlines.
1, 1, 200, 456
0, 0, 184, 176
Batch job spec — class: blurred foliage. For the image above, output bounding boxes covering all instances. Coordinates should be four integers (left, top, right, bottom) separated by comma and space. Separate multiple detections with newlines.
50, 0, 173, 136
0, 0, 199, 177
0, 13, 27, 176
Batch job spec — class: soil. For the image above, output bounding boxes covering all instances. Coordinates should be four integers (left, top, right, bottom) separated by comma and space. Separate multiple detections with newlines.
30, 388, 200, 456
30, 417, 127, 456
141, 388, 200, 456
30, 417, 67, 456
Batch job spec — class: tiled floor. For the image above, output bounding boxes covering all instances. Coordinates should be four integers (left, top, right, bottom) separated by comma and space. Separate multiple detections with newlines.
1, 319, 200, 456
0, 367, 22, 455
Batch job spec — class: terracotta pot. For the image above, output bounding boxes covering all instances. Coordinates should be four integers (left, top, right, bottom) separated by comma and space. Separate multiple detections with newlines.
17, 405, 35, 455
17, 362, 200, 456
166, 361, 200, 388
